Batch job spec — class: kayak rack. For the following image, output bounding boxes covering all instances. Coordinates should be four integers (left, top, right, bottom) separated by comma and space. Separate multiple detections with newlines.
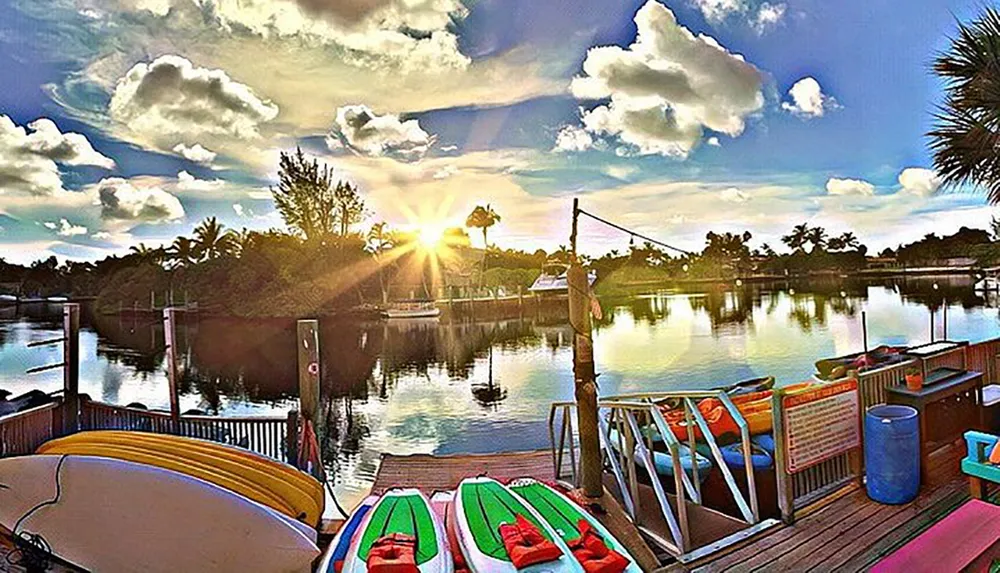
549, 390, 779, 562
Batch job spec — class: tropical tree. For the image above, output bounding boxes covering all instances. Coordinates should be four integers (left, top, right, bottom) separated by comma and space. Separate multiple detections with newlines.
465, 204, 501, 249
928, 7, 1000, 203
270, 147, 339, 241
193, 217, 236, 260
805, 226, 828, 252
367, 222, 394, 303
128, 243, 164, 264
782, 223, 810, 252
333, 181, 366, 237
168, 236, 199, 268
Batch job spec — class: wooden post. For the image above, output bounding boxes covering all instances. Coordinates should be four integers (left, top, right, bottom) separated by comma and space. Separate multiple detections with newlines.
772, 388, 794, 524
297, 320, 321, 424
150, 290, 155, 310
569, 198, 603, 497
163, 308, 181, 422
943, 303, 948, 340
861, 311, 868, 354
63, 303, 80, 435
930, 308, 935, 343
286, 410, 300, 465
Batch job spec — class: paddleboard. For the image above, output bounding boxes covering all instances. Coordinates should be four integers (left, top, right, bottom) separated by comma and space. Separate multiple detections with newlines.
40, 430, 324, 524
454, 477, 583, 573
0, 455, 319, 573
508, 478, 642, 573
316, 495, 378, 573
342, 488, 453, 573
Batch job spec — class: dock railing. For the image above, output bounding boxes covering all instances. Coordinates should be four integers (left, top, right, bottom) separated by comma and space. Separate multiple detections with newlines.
0, 401, 68, 457
550, 389, 765, 558
79, 398, 298, 463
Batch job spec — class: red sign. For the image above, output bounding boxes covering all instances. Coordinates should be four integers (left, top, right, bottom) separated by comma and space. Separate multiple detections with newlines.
782, 379, 861, 473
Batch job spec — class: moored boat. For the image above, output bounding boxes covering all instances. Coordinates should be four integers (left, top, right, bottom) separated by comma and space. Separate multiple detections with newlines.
528, 263, 597, 294
381, 301, 441, 319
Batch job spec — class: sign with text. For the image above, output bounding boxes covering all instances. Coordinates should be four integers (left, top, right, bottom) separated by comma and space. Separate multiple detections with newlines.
782, 379, 861, 473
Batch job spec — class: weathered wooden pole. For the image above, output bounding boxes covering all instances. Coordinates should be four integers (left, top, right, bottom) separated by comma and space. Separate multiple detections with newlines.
163, 307, 181, 422
63, 303, 80, 434
943, 303, 948, 340
569, 198, 603, 497
297, 319, 321, 424
861, 311, 868, 354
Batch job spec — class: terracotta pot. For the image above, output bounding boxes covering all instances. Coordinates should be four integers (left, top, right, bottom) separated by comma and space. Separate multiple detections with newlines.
905, 373, 923, 391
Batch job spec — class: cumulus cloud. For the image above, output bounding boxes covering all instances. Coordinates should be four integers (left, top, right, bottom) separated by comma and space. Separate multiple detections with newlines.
553, 125, 594, 153
570, 1, 764, 157
0, 115, 115, 196
752, 3, 786, 34
782, 77, 839, 119
827, 177, 875, 197
897, 168, 942, 197
232, 203, 245, 217
721, 187, 749, 202
690, 0, 743, 22
94, 178, 185, 222
110, 55, 279, 140
49, 218, 88, 237
177, 170, 225, 191
122, 0, 470, 73
433, 165, 459, 179
706, 137, 721, 147
173, 143, 217, 165
328, 105, 434, 161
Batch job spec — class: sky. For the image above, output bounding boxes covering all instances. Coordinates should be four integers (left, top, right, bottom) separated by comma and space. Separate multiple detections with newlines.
0, 0, 993, 264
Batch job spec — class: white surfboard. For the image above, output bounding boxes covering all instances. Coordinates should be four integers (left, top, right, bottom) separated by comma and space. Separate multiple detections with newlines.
342, 488, 453, 573
0, 455, 319, 573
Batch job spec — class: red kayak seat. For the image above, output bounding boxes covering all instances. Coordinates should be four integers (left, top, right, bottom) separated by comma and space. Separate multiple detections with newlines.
568, 520, 629, 573
498, 514, 563, 568
367, 533, 420, 573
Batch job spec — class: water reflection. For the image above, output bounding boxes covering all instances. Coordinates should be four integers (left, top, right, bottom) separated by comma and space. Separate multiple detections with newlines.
1, 275, 999, 506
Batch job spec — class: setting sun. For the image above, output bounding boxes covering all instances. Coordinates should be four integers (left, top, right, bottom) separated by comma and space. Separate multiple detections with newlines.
417, 224, 446, 250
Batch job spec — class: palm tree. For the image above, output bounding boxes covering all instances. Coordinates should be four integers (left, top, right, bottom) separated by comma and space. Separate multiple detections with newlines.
193, 217, 235, 260
367, 222, 394, 304
781, 223, 810, 252
838, 232, 860, 251
129, 243, 164, 264
168, 236, 198, 268
465, 204, 501, 249
805, 226, 828, 252
928, 7, 1000, 203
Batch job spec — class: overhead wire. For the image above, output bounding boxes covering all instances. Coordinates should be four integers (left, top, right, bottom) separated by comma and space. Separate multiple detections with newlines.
576, 208, 693, 256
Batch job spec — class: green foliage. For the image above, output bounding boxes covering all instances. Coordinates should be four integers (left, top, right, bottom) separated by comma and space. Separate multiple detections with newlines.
270, 148, 365, 240
465, 204, 501, 248
480, 268, 540, 290
929, 6, 1000, 203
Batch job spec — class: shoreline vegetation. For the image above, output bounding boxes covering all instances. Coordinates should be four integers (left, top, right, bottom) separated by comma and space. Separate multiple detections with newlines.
3, 151, 1000, 318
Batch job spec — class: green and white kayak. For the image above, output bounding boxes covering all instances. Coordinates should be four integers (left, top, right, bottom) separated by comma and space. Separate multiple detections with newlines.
454, 477, 583, 573
343, 488, 453, 573
508, 478, 643, 573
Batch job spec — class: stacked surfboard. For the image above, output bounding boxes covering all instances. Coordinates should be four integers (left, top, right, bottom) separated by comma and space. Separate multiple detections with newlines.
0, 455, 320, 572
322, 477, 640, 573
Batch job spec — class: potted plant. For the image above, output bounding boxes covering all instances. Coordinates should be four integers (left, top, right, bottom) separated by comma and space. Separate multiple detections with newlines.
905, 367, 923, 391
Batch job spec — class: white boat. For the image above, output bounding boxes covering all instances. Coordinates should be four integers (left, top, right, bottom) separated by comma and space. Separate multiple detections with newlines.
975, 269, 1000, 292
0, 294, 17, 302
528, 263, 597, 294
382, 301, 441, 319
46, 296, 69, 302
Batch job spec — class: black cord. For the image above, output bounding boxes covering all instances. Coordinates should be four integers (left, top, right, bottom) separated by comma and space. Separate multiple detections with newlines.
5, 455, 69, 572
577, 208, 693, 255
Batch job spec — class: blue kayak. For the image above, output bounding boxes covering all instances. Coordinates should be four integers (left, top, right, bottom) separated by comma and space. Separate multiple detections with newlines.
720, 442, 773, 470
752, 434, 776, 456
608, 429, 712, 481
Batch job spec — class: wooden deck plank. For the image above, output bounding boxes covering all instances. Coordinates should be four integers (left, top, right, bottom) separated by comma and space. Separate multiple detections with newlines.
689, 441, 969, 573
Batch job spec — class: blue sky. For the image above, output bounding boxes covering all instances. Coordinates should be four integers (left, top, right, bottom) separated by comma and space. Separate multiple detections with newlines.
0, 0, 992, 263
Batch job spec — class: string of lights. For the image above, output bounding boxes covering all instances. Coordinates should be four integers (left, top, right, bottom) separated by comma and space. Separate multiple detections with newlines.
576, 208, 693, 256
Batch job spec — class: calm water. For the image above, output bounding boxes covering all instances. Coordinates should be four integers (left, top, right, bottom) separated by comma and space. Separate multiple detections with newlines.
2, 276, 998, 506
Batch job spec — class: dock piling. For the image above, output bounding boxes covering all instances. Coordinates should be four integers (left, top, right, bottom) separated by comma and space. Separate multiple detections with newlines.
63, 303, 80, 434
164, 307, 181, 422
297, 320, 320, 424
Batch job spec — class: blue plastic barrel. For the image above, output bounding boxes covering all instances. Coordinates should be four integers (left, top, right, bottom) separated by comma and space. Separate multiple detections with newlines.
865, 404, 920, 504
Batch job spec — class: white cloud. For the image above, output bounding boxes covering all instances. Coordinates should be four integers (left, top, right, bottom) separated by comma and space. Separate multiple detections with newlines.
232, 203, 245, 217
53, 218, 88, 237
898, 168, 942, 197
433, 165, 459, 179
110, 55, 279, 140
570, 1, 764, 157
91, 231, 113, 240
42, 221, 58, 230
553, 125, 594, 153
0, 115, 115, 196
721, 187, 749, 202
706, 137, 721, 147
328, 105, 434, 161
177, 170, 225, 191
94, 178, 185, 222
173, 143, 218, 165
782, 77, 839, 119
826, 177, 875, 197
690, 0, 743, 23
752, 3, 786, 34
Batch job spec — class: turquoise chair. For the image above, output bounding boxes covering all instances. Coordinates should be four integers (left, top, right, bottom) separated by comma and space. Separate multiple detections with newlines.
963, 431, 1000, 499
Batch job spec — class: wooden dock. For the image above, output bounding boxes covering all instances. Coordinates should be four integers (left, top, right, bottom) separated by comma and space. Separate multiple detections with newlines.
682, 440, 970, 572
373, 449, 661, 571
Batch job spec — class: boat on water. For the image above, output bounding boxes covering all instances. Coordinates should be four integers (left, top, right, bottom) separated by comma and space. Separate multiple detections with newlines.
975, 267, 1000, 291
381, 300, 441, 319
528, 262, 597, 294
